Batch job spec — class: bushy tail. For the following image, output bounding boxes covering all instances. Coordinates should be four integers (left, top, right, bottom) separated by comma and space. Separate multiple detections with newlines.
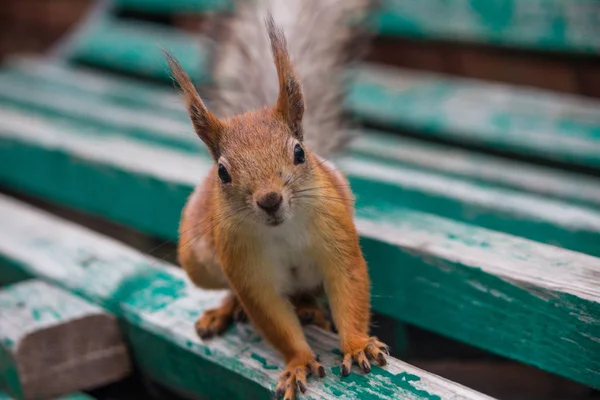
207, 0, 375, 158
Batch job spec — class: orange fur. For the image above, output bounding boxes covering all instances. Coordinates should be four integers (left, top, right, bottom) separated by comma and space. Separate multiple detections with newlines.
168, 15, 387, 400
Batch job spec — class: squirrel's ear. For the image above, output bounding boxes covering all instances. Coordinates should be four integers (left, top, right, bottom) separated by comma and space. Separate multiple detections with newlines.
163, 50, 224, 158
266, 15, 304, 141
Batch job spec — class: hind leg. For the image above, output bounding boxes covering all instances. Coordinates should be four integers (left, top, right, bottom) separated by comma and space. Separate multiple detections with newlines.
293, 296, 332, 331
195, 292, 246, 338
227, 295, 332, 331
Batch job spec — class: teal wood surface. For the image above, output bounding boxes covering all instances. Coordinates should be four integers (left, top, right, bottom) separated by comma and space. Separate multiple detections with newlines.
1, 73, 600, 258
20, 20, 600, 172
0, 107, 598, 388
67, 18, 209, 82
7, 58, 600, 206
115, 0, 232, 13
110, 0, 600, 53
0, 280, 130, 400
372, 0, 600, 53
347, 64, 600, 170
0, 392, 94, 400
35, 18, 600, 170
349, 130, 600, 210
0, 195, 492, 400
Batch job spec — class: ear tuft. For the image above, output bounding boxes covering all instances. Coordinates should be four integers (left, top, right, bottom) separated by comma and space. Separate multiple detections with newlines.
266, 15, 304, 140
163, 49, 223, 158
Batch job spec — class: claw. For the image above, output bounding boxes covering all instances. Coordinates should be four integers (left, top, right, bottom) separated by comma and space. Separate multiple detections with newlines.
339, 337, 390, 376
341, 353, 352, 377
317, 365, 326, 378
276, 355, 323, 399
296, 379, 307, 394
361, 360, 371, 373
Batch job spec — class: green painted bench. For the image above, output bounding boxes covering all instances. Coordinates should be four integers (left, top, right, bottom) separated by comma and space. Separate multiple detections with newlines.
1, 86, 600, 257
0, 195, 493, 400
113, 0, 600, 53
0, 0, 599, 398
19, 4, 600, 171
0, 392, 95, 400
0, 280, 130, 400
0, 102, 598, 390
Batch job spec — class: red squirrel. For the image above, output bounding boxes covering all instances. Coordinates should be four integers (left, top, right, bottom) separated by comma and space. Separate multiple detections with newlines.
166, 2, 387, 399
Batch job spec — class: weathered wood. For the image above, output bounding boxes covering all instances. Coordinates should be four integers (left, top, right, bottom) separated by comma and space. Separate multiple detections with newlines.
115, 0, 231, 13
5, 53, 600, 174
349, 130, 600, 210
371, 0, 600, 53
0, 280, 131, 400
0, 391, 94, 400
0, 196, 493, 400
110, 0, 600, 53
346, 63, 600, 170
5, 57, 184, 116
0, 110, 598, 388
66, 18, 210, 82
1, 101, 600, 258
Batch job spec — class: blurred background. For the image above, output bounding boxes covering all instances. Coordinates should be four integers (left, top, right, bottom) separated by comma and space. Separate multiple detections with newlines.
0, 1, 599, 400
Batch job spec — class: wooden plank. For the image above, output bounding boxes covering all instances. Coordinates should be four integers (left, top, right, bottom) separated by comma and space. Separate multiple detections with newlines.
115, 0, 231, 13
347, 63, 600, 170
0, 196, 493, 400
0, 392, 94, 400
371, 0, 600, 53
98, 0, 600, 53
6, 54, 600, 174
1, 102, 600, 258
67, 18, 210, 82
349, 130, 600, 210
0, 110, 598, 389
4, 57, 185, 116
0, 280, 130, 400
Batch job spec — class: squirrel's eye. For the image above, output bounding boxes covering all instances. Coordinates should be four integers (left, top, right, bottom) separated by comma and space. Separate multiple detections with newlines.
218, 164, 232, 184
293, 144, 305, 165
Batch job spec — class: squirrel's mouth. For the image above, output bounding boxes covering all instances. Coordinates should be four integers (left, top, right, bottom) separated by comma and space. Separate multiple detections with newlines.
265, 216, 285, 226
266, 219, 284, 227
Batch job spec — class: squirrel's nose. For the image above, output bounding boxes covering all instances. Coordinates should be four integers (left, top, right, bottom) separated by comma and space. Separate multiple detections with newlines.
257, 192, 283, 215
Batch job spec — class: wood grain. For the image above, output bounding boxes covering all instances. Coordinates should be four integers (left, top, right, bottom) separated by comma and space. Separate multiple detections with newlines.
0, 195, 493, 400
0, 280, 131, 399
0, 101, 598, 388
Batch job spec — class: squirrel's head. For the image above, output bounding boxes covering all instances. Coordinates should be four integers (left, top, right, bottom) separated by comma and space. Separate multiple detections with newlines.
166, 15, 319, 227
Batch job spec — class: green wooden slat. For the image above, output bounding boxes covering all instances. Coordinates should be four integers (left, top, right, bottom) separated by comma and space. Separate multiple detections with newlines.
26, 13, 600, 169
5, 57, 600, 212
347, 63, 600, 170
67, 18, 209, 82
1, 77, 600, 258
101, 0, 600, 53
115, 0, 232, 13
0, 110, 598, 389
349, 130, 600, 210
0, 196, 492, 400
0, 392, 94, 400
5, 57, 185, 116
10, 49, 600, 175
372, 0, 600, 53
0, 280, 130, 400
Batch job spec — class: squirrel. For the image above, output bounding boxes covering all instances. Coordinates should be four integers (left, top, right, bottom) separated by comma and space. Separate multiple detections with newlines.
165, 1, 387, 398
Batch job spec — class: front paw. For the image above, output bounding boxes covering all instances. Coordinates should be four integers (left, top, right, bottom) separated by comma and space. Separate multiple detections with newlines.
275, 355, 325, 400
340, 336, 389, 376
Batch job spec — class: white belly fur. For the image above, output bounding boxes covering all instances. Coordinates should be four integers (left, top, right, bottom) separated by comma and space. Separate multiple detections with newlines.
256, 215, 323, 296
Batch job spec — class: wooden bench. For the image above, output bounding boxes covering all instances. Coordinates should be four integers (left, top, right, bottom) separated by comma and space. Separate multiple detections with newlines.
0, 280, 130, 400
0, 194, 493, 400
110, 0, 600, 53
0, 0, 599, 398
0, 392, 95, 400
